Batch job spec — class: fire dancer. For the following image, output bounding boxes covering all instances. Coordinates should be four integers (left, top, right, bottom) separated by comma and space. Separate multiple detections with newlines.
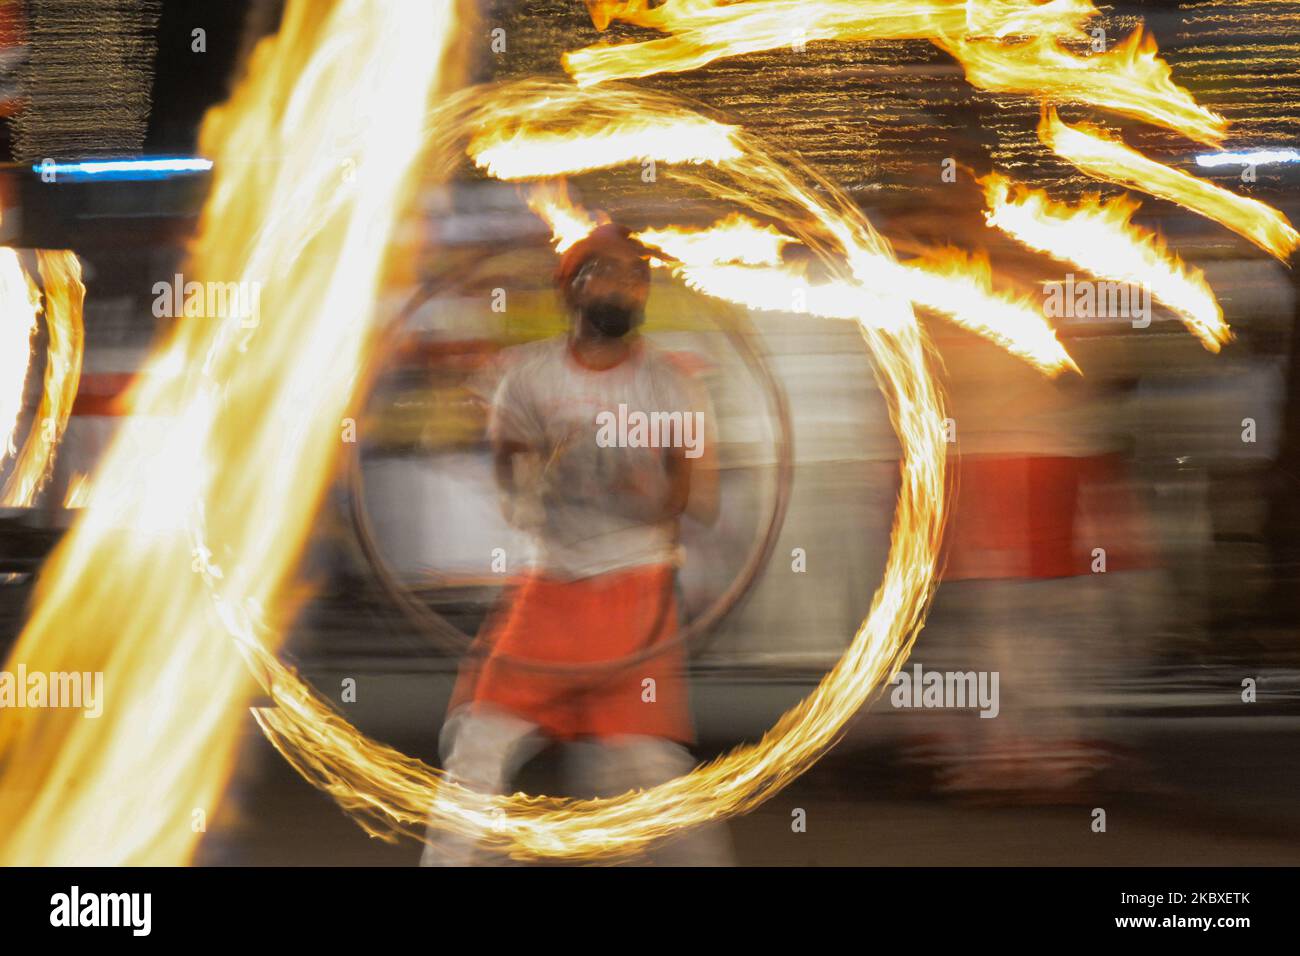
421, 224, 730, 865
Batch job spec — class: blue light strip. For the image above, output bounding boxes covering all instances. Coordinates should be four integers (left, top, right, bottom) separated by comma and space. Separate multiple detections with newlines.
1195, 149, 1300, 169
31, 157, 214, 182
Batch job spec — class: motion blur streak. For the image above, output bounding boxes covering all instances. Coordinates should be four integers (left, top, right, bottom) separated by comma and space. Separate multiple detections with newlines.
566, 0, 1099, 87
568, 0, 1225, 148
1041, 110, 1300, 261
937, 27, 1227, 146
982, 172, 1230, 352
2, 251, 85, 507
0, 250, 39, 465
0, 0, 453, 865
524, 182, 606, 253
471, 114, 744, 179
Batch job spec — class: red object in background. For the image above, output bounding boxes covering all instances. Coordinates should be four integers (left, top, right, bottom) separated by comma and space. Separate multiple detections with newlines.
0, 0, 26, 118
71, 373, 136, 417
943, 454, 1158, 581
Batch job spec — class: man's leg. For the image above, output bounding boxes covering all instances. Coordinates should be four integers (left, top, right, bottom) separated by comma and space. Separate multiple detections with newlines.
420, 705, 546, 867
569, 734, 734, 866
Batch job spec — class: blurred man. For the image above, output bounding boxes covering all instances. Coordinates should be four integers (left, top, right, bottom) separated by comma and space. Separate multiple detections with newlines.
421, 224, 729, 865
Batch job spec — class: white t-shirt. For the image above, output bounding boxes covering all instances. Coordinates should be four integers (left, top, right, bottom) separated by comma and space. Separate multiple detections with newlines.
487, 335, 710, 580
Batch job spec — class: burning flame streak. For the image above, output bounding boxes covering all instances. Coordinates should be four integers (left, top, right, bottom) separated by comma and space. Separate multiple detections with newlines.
567, 0, 1101, 87
530, 185, 1075, 374
0, 250, 39, 464
63, 472, 91, 509
569, 0, 1226, 147
470, 113, 744, 180
1040, 109, 1300, 262
636, 212, 794, 267
2, 251, 86, 507
982, 172, 1230, 351
523, 181, 607, 253
0, 0, 454, 865
935, 27, 1228, 146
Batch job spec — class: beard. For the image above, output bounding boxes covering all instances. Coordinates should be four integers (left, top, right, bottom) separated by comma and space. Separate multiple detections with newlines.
581, 299, 643, 338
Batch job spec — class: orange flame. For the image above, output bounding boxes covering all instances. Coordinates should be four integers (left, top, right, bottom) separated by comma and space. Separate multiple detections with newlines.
0, 249, 39, 465
531, 183, 1074, 373
982, 172, 1229, 351
0, 0, 458, 865
2, 250, 85, 507
939, 27, 1228, 145
567, 0, 1101, 86
1040, 109, 1300, 261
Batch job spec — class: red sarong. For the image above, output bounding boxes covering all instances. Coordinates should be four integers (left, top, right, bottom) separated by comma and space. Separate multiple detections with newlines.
448, 563, 694, 743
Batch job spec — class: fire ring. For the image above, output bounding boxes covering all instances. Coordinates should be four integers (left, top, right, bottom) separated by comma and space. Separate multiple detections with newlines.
214, 79, 947, 862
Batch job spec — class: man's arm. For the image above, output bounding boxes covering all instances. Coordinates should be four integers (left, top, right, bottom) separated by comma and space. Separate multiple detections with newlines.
492, 437, 530, 522
666, 428, 719, 526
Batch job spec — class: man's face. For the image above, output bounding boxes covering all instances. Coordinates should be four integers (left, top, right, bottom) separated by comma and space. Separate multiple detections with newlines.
570, 250, 649, 338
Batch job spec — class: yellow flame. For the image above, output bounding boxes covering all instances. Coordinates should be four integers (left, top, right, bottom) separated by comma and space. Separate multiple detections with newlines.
939, 26, 1228, 145
1040, 109, 1300, 261
530, 176, 1074, 374
471, 113, 743, 179
982, 172, 1229, 351
0, 250, 40, 465
524, 180, 607, 252
567, 0, 1101, 86
2, 250, 86, 507
636, 212, 795, 267
63, 472, 91, 509
0, 0, 457, 865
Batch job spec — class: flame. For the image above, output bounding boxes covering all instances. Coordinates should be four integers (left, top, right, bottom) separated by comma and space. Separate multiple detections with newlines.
1040, 109, 1300, 261
0, 250, 40, 465
902, 245, 1080, 373
530, 179, 1074, 374
938, 27, 1228, 145
524, 181, 607, 253
570, 0, 1226, 148
636, 212, 795, 267
2, 250, 86, 507
63, 472, 91, 509
982, 172, 1229, 351
470, 113, 743, 179
0, 0, 457, 865
567, 0, 1101, 86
